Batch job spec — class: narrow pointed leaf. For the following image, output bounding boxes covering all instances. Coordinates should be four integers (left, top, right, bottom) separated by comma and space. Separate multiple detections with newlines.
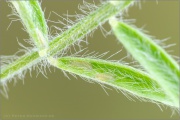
10, 0, 48, 50
109, 20, 180, 107
49, 57, 175, 107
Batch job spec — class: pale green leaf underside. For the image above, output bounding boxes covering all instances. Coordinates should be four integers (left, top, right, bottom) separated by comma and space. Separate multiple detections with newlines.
49, 57, 175, 107
109, 20, 180, 107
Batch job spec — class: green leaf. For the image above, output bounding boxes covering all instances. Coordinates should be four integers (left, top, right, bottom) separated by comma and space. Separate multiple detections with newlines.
10, 0, 48, 50
109, 19, 180, 107
48, 57, 175, 107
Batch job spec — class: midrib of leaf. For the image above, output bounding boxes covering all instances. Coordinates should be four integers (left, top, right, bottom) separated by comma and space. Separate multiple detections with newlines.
0, 1, 133, 83
48, 57, 174, 107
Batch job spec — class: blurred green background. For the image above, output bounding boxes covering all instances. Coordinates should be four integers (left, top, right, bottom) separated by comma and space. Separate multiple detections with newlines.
0, 0, 179, 119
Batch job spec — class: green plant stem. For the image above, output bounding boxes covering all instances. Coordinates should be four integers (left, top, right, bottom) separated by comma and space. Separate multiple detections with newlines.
0, 51, 40, 83
109, 20, 180, 107
0, 1, 133, 83
48, 57, 175, 107
10, 0, 48, 50
47, 1, 133, 55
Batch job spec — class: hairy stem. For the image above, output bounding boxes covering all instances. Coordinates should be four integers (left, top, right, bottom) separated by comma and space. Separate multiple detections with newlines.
47, 1, 134, 55
0, 51, 40, 83
0, 52, 41, 83
109, 19, 180, 107
0, 1, 133, 83
48, 57, 175, 107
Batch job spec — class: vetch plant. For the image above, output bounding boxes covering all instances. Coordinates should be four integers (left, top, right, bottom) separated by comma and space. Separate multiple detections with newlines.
0, 0, 179, 114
